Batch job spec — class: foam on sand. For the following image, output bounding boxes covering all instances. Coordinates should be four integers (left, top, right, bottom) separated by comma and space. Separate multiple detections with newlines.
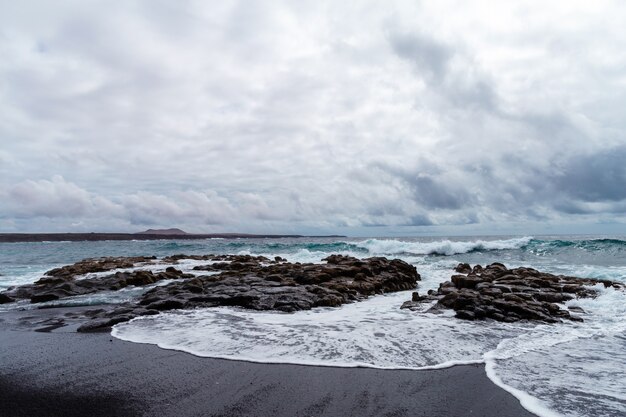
112, 285, 626, 417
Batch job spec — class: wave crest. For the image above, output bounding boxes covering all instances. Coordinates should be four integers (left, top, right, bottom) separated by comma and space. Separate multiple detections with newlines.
538, 238, 626, 250
351, 237, 533, 256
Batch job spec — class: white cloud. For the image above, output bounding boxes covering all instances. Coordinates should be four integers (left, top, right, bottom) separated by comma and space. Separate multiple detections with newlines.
1, 1, 626, 234
5, 175, 106, 218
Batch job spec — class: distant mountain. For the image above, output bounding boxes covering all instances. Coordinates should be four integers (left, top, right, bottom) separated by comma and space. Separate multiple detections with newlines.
135, 228, 188, 235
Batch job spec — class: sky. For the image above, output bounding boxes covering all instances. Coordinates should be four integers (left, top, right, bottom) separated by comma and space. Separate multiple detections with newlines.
1, 0, 626, 236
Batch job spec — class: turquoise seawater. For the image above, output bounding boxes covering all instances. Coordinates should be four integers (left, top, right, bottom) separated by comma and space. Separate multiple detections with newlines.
1, 235, 625, 417
2, 235, 626, 290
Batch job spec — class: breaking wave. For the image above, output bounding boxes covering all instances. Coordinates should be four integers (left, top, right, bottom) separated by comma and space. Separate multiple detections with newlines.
350, 236, 533, 256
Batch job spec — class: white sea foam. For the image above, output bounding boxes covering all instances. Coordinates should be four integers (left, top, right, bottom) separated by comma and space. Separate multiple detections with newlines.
72, 258, 217, 281
112, 281, 626, 417
484, 286, 626, 417
235, 248, 365, 265
278, 249, 341, 264
350, 236, 533, 256
0, 258, 218, 289
113, 291, 519, 369
486, 330, 626, 417
484, 360, 564, 417
3, 236, 626, 417
0, 267, 59, 290
0, 279, 180, 311
567, 265, 626, 283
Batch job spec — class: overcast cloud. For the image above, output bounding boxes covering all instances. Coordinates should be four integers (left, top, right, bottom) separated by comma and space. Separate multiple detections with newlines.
1, 0, 625, 235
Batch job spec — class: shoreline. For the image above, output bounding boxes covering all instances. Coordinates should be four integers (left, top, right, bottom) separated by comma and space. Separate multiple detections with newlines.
0, 307, 537, 417
0, 233, 346, 243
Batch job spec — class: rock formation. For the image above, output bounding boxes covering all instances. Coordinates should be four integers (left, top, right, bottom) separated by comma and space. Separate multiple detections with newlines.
0, 256, 188, 304
77, 254, 419, 331
402, 262, 622, 323
0, 254, 420, 331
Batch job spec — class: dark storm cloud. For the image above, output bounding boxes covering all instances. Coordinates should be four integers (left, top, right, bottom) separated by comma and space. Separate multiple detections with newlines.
403, 214, 434, 227
388, 31, 452, 83
555, 146, 626, 203
552, 200, 594, 215
388, 30, 498, 112
481, 146, 626, 217
407, 176, 471, 210
369, 162, 473, 210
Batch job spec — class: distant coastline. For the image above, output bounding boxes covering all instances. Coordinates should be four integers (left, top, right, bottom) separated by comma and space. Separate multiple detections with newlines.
0, 233, 346, 243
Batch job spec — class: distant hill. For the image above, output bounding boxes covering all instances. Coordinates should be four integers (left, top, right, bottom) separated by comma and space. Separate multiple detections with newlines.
0, 231, 346, 242
135, 228, 188, 235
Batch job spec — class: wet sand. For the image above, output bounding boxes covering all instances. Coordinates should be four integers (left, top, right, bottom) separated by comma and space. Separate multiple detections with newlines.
0, 307, 536, 417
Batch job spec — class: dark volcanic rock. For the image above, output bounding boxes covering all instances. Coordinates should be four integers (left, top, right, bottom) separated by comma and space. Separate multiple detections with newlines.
45, 256, 157, 278
0, 253, 419, 332
78, 255, 420, 332
454, 263, 472, 274
402, 263, 623, 323
1, 262, 192, 304
0, 293, 15, 304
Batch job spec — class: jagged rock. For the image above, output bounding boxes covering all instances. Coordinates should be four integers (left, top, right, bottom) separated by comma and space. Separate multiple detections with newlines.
0, 293, 15, 304
454, 263, 472, 274
451, 274, 483, 289
78, 255, 420, 332
404, 263, 623, 323
45, 256, 157, 278
30, 293, 63, 303
1, 264, 193, 304
412, 291, 426, 302
2, 253, 419, 332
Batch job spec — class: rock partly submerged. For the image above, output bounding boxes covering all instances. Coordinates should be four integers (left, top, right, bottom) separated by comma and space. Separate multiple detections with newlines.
3, 255, 622, 332
0, 254, 420, 331
402, 262, 623, 323
0, 256, 185, 304
77, 254, 419, 332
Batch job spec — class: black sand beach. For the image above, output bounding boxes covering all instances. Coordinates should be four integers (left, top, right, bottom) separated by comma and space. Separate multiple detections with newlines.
0, 307, 536, 417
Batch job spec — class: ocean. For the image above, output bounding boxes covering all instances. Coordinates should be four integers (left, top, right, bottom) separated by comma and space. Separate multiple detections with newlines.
1, 235, 625, 417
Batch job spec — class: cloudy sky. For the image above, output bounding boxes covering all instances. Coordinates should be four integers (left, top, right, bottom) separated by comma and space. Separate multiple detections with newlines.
1, 1, 626, 236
